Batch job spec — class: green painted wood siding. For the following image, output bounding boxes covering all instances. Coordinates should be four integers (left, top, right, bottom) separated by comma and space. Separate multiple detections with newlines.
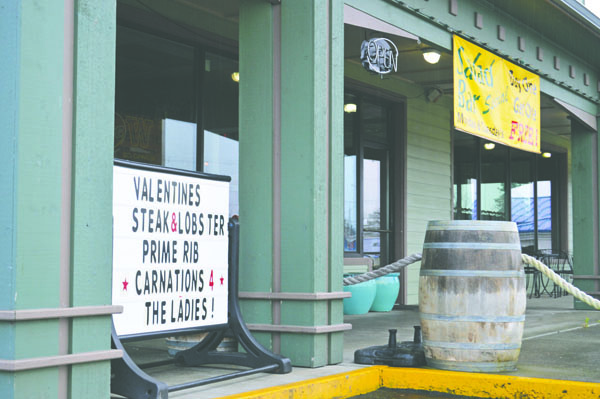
405, 99, 452, 305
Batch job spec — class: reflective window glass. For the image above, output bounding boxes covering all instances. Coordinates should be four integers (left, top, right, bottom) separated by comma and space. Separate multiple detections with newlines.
344, 155, 357, 252
537, 156, 555, 252
203, 52, 240, 216
115, 28, 240, 215
511, 151, 535, 251
452, 131, 563, 253
363, 157, 381, 254
115, 27, 195, 166
480, 142, 507, 220
453, 132, 478, 220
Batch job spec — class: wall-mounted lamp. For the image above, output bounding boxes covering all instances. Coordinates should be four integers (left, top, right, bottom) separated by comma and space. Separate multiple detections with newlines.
484, 142, 496, 150
542, 152, 552, 158
231, 72, 240, 82
422, 48, 441, 64
344, 103, 357, 113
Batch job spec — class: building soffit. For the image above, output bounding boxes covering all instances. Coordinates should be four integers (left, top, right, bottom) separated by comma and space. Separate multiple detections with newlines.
120, 0, 599, 137
344, 4, 419, 41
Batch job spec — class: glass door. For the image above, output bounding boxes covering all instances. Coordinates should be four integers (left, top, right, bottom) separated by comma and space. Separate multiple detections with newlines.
344, 93, 398, 269
362, 148, 390, 267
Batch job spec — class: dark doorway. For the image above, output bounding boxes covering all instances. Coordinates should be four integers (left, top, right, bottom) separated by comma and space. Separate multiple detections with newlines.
343, 90, 405, 274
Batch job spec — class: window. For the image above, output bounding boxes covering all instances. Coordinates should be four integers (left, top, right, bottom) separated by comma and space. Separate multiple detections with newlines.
480, 142, 508, 221
453, 130, 565, 253
453, 133, 478, 220
115, 27, 195, 166
510, 150, 535, 249
114, 26, 239, 215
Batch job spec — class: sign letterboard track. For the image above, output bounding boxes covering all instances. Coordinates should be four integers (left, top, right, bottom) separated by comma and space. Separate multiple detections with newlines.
112, 160, 230, 338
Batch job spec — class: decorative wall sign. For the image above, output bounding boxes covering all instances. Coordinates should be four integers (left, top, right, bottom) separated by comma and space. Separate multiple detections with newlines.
360, 38, 398, 75
453, 35, 540, 153
112, 161, 230, 337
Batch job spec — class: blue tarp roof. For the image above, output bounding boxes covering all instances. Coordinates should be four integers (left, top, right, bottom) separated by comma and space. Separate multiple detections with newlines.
511, 196, 551, 232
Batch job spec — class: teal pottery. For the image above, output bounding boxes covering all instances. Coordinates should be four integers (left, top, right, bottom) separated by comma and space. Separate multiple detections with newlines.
343, 277, 376, 315
370, 273, 400, 312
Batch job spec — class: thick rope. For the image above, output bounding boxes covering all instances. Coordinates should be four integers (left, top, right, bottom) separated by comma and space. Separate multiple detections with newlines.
522, 254, 600, 310
343, 253, 422, 286
343, 252, 600, 311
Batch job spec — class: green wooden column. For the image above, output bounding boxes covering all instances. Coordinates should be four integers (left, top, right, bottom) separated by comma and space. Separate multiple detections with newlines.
239, 0, 346, 367
0, 1, 117, 397
69, 1, 117, 396
571, 119, 599, 310
0, 2, 63, 397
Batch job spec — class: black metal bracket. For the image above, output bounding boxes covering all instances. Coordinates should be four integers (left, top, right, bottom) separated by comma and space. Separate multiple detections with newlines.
111, 218, 291, 399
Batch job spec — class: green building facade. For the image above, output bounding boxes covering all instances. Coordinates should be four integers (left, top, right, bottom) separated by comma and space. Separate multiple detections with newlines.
2, 0, 600, 397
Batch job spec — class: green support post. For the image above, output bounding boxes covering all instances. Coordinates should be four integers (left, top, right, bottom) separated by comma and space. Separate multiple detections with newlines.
1, 2, 64, 397
69, 1, 116, 396
0, 1, 116, 397
571, 120, 599, 310
239, 0, 276, 352
239, 0, 345, 367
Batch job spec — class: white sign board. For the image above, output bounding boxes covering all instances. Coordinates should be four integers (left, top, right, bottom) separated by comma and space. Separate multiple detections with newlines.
112, 163, 230, 337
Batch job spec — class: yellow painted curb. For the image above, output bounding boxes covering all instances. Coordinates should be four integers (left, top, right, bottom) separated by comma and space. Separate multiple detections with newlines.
218, 367, 380, 399
217, 366, 600, 399
381, 367, 600, 399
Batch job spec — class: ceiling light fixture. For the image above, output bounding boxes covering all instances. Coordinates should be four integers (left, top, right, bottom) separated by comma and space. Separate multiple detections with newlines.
484, 142, 496, 150
542, 152, 552, 158
422, 48, 441, 64
344, 103, 357, 113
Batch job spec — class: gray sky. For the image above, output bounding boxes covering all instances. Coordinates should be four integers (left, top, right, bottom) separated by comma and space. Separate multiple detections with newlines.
585, 1, 600, 17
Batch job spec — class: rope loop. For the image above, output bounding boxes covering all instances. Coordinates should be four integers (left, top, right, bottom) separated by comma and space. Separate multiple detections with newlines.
343, 253, 422, 286
343, 252, 600, 311
522, 254, 600, 310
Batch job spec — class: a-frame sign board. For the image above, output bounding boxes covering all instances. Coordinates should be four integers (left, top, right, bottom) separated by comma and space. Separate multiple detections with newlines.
110, 160, 291, 399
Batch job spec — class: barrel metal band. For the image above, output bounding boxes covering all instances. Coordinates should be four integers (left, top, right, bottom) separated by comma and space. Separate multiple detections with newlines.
423, 340, 521, 350
420, 313, 526, 323
426, 221, 517, 232
423, 242, 521, 250
0, 349, 123, 371
0, 305, 123, 321
420, 269, 525, 278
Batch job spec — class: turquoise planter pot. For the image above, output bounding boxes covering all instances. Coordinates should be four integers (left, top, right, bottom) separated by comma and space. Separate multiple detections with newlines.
370, 273, 400, 312
343, 278, 376, 315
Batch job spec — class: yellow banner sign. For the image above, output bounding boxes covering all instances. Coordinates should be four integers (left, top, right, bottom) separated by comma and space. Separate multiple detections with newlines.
453, 35, 540, 153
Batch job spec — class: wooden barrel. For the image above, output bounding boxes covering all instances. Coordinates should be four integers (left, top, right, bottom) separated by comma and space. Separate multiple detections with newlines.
419, 220, 525, 372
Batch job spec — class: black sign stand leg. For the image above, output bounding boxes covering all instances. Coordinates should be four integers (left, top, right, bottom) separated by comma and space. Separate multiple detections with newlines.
175, 219, 292, 372
111, 327, 170, 399
111, 219, 291, 399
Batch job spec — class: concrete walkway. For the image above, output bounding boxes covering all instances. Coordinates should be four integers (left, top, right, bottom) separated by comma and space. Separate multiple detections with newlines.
112, 295, 600, 398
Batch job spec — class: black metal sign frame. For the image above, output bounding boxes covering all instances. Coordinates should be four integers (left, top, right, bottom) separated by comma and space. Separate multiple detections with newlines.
110, 160, 291, 399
